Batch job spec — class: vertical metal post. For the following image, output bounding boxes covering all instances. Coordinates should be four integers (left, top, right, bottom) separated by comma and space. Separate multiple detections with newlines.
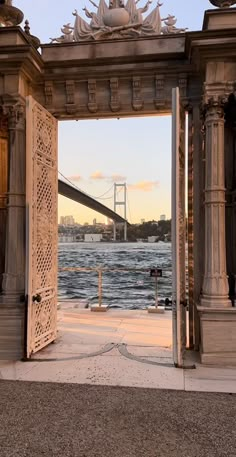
124, 221, 127, 242
98, 269, 102, 307
113, 221, 116, 241
155, 276, 158, 308
124, 184, 127, 241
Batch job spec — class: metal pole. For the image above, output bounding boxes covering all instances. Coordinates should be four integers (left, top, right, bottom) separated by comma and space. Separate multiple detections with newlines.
155, 276, 158, 308
98, 269, 102, 307
124, 221, 127, 242
113, 222, 116, 241
124, 184, 127, 241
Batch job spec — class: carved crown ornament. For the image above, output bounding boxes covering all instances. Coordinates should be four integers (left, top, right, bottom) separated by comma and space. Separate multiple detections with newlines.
50, 0, 188, 43
0, 0, 24, 27
209, 0, 236, 7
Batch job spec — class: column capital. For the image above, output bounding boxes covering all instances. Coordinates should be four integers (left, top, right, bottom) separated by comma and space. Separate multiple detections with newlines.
204, 94, 226, 111
1, 96, 25, 130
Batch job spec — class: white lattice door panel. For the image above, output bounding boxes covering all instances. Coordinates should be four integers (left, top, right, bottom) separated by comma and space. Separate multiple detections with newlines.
171, 87, 186, 368
26, 96, 58, 358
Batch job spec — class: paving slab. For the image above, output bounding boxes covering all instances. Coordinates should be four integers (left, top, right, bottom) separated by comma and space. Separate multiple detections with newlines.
1, 308, 236, 394
185, 365, 236, 394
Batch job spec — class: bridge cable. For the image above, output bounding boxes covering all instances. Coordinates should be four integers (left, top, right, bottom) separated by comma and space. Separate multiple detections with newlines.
58, 171, 114, 201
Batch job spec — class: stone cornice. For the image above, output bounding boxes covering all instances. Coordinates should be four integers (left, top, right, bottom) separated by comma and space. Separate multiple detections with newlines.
0, 27, 43, 82
185, 27, 236, 68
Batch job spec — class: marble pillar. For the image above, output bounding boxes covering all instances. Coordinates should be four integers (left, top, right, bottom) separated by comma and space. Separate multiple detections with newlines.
187, 107, 194, 348
0, 115, 8, 291
201, 97, 231, 308
1, 100, 26, 303
192, 103, 204, 349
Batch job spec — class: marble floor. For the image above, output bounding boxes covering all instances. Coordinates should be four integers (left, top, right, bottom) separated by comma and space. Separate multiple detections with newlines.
1, 305, 236, 393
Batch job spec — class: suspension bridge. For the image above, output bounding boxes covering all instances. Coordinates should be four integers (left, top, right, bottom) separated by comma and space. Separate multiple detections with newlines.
58, 174, 130, 236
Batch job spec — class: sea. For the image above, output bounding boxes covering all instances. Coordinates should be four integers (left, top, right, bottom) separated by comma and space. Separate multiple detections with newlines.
58, 242, 172, 309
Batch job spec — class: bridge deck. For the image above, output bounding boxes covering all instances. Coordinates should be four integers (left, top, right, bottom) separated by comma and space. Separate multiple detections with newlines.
58, 179, 129, 224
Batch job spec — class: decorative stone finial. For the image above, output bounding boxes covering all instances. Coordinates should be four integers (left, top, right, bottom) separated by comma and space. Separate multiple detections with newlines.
0, 0, 24, 26
209, 0, 236, 7
24, 18, 30, 34
24, 19, 40, 49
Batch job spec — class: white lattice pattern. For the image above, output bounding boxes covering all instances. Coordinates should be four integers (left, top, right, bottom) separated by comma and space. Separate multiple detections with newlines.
26, 97, 58, 356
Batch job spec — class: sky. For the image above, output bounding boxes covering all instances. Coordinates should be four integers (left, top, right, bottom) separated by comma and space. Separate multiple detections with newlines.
16, 0, 211, 224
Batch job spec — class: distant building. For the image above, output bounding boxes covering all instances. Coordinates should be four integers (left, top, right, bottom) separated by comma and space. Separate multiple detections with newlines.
148, 236, 158, 243
141, 219, 145, 224
93, 218, 97, 226
58, 234, 76, 243
84, 234, 103, 242
60, 215, 75, 226
160, 214, 166, 221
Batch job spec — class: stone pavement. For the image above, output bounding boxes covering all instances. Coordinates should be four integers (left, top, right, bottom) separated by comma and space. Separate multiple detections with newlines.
0, 381, 235, 457
1, 306, 236, 393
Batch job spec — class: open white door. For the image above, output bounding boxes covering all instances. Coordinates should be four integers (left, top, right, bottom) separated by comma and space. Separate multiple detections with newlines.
172, 88, 187, 368
26, 96, 58, 358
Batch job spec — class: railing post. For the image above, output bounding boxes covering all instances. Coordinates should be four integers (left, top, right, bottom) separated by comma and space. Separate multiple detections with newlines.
98, 268, 102, 307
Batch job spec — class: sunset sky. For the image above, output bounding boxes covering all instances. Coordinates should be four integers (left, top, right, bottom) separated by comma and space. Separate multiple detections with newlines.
17, 0, 211, 223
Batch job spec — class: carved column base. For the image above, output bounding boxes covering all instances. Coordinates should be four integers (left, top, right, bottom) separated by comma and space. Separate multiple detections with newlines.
201, 276, 232, 308
1, 272, 24, 299
201, 296, 231, 308
198, 306, 236, 366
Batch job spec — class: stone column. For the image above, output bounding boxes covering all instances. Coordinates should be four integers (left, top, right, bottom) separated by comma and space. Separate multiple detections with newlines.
1, 99, 26, 303
192, 102, 204, 349
0, 115, 8, 291
201, 97, 231, 308
187, 106, 194, 348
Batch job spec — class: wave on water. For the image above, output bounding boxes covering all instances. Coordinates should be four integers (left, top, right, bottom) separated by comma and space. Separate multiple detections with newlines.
58, 242, 172, 310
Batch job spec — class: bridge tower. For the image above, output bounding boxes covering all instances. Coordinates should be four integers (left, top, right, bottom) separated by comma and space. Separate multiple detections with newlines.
113, 183, 127, 241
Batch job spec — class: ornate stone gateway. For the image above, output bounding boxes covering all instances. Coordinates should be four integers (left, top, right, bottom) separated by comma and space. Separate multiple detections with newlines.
25, 97, 58, 358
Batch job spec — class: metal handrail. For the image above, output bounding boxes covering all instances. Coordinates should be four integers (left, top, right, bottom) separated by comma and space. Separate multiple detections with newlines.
58, 267, 170, 272
58, 266, 171, 309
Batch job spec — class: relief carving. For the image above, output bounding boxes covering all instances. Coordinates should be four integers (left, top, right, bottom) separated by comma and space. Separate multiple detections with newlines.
88, 79, 98, 113
110, 78, 120, 112
65, 80, 76, 114
179, 74, 187, 100
45, 81, 54, 107
52, 1, 187, 43
132, 77, 143, 111
154, 75, 165, 109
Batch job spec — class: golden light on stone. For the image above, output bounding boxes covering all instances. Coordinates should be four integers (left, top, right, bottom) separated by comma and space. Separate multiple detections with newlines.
103, 8, 130, 27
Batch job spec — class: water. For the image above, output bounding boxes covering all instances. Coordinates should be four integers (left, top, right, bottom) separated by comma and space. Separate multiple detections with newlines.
58, 242, 172, 309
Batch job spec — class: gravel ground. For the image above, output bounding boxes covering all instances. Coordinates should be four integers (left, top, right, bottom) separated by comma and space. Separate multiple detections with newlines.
0, 380, 236, 457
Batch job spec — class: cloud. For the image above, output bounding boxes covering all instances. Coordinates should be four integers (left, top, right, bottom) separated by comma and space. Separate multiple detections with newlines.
68, 174, 82, 182
128, 181, 159, 192
110, 174, 127, 183
90, 171, 106, 180
90, 171, 127, 182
